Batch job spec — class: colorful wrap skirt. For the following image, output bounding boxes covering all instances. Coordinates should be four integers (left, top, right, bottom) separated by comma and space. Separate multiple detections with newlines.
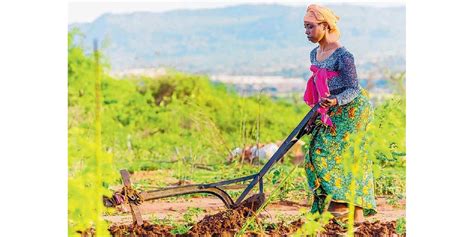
304, 90, 377, 215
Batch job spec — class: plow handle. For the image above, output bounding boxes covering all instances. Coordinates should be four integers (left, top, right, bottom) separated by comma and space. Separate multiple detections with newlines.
234, 105, 320, 206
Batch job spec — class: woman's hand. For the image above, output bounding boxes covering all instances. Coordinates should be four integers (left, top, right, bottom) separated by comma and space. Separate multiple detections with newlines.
319, 97, 337, 108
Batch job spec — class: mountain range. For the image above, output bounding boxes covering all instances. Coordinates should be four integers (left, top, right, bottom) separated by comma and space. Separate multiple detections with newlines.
68, 4, 406, 79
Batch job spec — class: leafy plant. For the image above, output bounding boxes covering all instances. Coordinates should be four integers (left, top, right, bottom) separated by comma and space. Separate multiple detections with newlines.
396, 217, 406, 235
294, 208, 333, 236
183, 207, 205, 224
271, 165, 298, 201
170, 224, 192, 235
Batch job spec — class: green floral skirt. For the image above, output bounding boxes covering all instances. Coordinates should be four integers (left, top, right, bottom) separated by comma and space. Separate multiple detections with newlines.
304, 90, 377, 215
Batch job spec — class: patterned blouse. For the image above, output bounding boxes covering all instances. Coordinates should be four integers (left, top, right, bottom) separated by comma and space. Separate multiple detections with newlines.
310, 46, 361, 105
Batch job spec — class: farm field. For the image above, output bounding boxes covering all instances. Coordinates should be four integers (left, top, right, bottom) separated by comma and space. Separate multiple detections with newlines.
68, 32, 406, 236
101, 170, 405, 236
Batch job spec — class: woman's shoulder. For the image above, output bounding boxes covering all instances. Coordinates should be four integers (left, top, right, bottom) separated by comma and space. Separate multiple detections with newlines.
335, 46, 352, 58
334, 47, 355, 67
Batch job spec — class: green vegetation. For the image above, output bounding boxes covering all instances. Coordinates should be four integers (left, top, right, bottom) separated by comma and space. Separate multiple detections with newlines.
68, 30, 118, 236
68, 30, 309, 235
183, 207, 205, 224
294, 209, 334, 236
68, 29, 405, 236
396, 217, 406, 235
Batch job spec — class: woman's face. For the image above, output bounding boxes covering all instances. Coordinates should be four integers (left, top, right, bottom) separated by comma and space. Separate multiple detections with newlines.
304, 21, 325, 43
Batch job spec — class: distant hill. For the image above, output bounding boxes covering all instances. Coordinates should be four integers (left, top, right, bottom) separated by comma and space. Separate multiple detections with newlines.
68, 4, 405, 78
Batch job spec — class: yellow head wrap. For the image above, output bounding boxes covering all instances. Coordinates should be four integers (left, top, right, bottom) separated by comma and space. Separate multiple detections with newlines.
304, 4, 341, 42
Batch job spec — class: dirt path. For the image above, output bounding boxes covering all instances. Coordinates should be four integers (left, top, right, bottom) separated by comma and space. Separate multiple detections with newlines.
104, 170, 405, 225
104, 195, 405, 225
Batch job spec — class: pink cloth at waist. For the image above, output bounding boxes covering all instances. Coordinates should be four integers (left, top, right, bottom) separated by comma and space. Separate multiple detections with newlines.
303, 65, 339, 127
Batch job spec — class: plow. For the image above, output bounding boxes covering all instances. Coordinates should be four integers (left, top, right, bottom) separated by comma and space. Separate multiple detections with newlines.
103, 105, 322, 226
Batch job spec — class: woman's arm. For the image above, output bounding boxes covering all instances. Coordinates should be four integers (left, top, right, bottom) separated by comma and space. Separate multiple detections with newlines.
335, 51, 360, 105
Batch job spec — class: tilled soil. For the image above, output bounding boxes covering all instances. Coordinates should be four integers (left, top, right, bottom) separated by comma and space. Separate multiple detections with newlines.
353, 220, 405, 237
109, 219, 403, 237
187, 194, 265, 236
109, 194, 265, 237
264, 219, 304, 236
109, 222, 174, 237
108, 194, 404, 237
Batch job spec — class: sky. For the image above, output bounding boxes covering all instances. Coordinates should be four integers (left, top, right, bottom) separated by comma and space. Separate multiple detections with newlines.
69, 0, 406, 24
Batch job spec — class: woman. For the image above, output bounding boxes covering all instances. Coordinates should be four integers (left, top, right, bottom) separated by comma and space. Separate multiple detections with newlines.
302, 4, 376, 224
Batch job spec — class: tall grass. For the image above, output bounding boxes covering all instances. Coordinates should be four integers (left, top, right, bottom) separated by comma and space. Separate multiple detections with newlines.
68, 33, 119, 236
